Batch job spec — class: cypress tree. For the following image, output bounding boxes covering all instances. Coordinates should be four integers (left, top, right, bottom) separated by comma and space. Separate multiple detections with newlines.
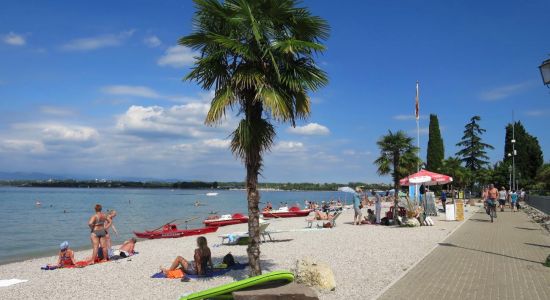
456, 116, 494, 173
426, 114, 444, 172
503, 121, 543, 186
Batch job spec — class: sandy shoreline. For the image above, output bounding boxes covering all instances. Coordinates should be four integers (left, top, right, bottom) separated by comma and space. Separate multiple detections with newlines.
0, 202, 477, 300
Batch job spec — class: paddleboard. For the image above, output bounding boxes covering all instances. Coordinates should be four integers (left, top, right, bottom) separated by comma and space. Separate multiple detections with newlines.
179, 270, 294, 300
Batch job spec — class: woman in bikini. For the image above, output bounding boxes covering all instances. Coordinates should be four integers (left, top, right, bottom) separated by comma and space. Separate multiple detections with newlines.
88, 204, 111, 263
105, 210, 118, 255
161, 236, 213, 277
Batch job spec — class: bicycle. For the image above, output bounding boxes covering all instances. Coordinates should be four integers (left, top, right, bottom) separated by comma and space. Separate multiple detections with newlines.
485, 199, 497, 223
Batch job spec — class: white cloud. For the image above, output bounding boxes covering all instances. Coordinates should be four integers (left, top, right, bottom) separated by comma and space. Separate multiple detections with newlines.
144, 35, 161, 48
172, 138, 231, 153
101, 85, 161, 99
408, 127, 429, 136
116, 103, 211, 138
524, 109, 550, 117
157, 46, 196, 68
0, 140, 44, 153
61, 30, 134, 51
40, 106, 76, 116
287, 123, 330, 136
479, 81, 533, 101
203, 138, 231, 149
3, 32, 26, 46
42, 125, 99, 145
393, 114, 427, 121
273, 141, 305, 152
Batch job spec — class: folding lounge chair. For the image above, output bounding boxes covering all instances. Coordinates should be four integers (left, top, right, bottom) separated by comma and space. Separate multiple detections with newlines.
306, 211, 341, 228
220, 223, 272, 245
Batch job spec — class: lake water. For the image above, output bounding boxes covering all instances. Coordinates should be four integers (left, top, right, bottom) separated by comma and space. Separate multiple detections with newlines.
0, 187, 350, 264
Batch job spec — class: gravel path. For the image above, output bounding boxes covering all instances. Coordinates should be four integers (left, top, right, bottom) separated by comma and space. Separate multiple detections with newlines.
0, 202, 475, 300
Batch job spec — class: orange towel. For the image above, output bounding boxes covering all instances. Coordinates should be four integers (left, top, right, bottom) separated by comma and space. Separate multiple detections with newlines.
166, 269, 184, 279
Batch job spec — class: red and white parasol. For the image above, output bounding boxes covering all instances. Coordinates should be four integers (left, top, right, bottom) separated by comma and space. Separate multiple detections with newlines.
399, 169, 453, 186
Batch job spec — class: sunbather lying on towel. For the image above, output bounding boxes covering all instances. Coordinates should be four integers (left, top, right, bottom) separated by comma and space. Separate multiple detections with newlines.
160, 237, 213, 277
112, 237, 137, 258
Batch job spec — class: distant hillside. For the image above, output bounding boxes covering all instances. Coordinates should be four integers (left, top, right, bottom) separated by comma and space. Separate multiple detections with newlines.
0, 172, 67, 180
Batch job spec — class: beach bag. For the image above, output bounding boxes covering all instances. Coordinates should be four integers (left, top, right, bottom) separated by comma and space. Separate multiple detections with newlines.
167, 269, 184, 279
381, 217, 389, 226
223, 253, 236, 267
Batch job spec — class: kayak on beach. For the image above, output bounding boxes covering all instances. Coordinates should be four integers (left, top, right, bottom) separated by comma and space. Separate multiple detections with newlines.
134, 222, 218, 239
262, 206, 312, 218
134, 224, 217, 239
179, 270, 294, 300
203, 213, 248, 227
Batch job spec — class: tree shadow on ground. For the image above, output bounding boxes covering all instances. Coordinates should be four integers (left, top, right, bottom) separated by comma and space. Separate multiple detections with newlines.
190, 255, 281, 282
438, 243, 543, 265
515, 227, 540, 231
268, 239, 293, 243
524, 242, 550, 249
468, 218, 491, 223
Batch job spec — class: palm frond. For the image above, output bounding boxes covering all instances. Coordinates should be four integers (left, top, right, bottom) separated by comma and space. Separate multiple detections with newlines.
231, 118, 276, 163
205, 85, 236, 125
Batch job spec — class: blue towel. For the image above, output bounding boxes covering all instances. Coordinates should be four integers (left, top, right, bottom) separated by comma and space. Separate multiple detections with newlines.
151, 263, 248, 279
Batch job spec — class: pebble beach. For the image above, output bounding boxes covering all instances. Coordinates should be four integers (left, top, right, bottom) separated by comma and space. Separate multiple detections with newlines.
0, 202, 477, 300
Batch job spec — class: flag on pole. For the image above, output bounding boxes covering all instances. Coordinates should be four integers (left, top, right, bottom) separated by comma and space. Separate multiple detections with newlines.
415, 81, 419, 120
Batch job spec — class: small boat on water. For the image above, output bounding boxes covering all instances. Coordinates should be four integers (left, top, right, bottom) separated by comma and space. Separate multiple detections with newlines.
134, 224, 218, 239
262, 206, 312, 218
206, 192, 218, 196
203, 213, 248, 227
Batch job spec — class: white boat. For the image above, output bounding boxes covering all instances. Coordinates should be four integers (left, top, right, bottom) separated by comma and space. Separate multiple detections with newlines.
206, 192, 218, 196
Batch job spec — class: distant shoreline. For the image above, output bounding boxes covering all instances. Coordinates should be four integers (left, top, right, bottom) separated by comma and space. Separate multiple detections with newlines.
0, 180, 392, 192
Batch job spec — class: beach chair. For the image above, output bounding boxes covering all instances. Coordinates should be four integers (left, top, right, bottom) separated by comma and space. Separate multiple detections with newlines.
306, 211, 341, 228
220, 223, 272, 245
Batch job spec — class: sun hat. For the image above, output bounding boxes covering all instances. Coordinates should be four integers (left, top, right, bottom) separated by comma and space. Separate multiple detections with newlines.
60, 241, 69, 250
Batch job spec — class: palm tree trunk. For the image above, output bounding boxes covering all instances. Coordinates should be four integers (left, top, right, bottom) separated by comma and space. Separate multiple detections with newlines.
393, 154, 400, 220
245, 98, 263, 276
245, 161, 262, 276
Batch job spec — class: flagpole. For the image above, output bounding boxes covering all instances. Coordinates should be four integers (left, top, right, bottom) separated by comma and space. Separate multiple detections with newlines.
416, 80, 420, 172
415, 81, 420, 205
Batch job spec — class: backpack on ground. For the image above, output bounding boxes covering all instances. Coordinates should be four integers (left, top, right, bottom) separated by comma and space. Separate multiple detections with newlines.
222, 252, 236, 267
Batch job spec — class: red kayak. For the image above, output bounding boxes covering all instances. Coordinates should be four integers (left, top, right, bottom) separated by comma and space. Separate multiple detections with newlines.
134, 224, 218, 239
203, 213, 248, 227
262, 207, 312, 218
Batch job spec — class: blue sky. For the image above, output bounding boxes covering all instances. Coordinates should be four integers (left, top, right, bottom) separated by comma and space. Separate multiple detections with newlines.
1, 0, 549, 183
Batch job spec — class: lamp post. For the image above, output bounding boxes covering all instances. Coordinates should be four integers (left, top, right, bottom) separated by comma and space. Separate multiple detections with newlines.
507, 148, 516, 190
508, 166, 512, 190
539, 58, 550, 88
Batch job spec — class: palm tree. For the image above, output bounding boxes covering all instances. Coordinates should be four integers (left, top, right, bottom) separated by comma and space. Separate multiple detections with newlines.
180, 0, 329, 275
374, 130, 419, 219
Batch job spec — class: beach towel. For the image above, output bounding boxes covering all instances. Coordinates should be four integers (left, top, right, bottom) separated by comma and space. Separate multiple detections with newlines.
41, 252, 138, 270
151, 263, 248, 279
0, 279, 28, 287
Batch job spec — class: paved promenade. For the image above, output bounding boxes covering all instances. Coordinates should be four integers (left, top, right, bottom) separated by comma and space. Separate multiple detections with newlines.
379, 206, 550, 300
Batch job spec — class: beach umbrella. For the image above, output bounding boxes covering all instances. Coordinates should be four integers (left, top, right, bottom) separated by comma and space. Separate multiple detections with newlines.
338, 186, 356, 193
399, 169, 453, 186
